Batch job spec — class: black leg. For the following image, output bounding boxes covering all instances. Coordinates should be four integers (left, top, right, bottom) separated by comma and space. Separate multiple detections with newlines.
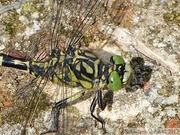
41, 89, 91, 134
90, 90, 107, 133
51, 106, 60, 132
41, 100, 65, 135
98, 90, 114, 111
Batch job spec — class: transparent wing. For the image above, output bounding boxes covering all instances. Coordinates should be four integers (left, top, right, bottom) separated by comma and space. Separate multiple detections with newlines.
0, 0, 129, 134
47, 0, 107, 52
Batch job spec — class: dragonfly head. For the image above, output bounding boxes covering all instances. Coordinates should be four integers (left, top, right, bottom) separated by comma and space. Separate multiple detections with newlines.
107, 55, 132, 92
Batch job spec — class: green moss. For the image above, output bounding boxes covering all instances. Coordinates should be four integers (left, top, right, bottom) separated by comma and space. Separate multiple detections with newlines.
21, 2, 36, 13
174, 13, 180, 24
21, 1, 48, 21
157, 79, 174, 97
82, 35, 93, 46
0, 0, 10, 5
163, 13, 173, 22
61, 27, 73, 37
4, 22, 15, 36
163, 11, 180, 25
144, 0, 152, 7
0, 91, 51, 125
3, 11, 20, 37
172, 0, 178, 8
35, 92, 51, 111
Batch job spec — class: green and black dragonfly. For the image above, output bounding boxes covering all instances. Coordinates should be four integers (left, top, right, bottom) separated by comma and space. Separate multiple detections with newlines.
0, 0, 152, 134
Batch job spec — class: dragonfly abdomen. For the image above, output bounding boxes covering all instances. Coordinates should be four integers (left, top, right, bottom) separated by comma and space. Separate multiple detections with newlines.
0, 53, 45, 77
0, 53, 30, 72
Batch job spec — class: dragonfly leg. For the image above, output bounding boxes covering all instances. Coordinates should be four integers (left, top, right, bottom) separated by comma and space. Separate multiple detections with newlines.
90, 90, 108, 133
40, 100, 63, 135
41, 89, 91, 134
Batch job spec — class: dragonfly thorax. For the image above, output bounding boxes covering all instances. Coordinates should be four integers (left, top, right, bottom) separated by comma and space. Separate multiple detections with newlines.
29, 48, 132, 92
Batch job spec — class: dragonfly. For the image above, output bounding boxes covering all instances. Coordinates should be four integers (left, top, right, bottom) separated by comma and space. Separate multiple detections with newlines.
0, 0, 152, 134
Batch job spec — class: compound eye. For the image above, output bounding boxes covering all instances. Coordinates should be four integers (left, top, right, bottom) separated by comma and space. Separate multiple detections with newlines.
110, 55, 125, 65
122, 63, 132, 85
107, 71, 122, 91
